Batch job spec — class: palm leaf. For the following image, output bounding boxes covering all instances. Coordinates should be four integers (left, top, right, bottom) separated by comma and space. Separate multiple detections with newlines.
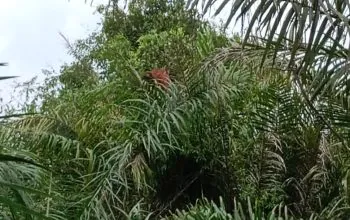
187, 0, 350, 101
0, 154, 46, 169
0, 196, 53, 220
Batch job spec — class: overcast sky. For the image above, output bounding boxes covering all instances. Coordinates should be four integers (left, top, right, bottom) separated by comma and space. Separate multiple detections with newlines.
0, 0, 236, 109
0, 0, 109, 105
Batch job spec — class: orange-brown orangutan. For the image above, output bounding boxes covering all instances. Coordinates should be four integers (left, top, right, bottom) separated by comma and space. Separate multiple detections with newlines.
143, 68, 170, 90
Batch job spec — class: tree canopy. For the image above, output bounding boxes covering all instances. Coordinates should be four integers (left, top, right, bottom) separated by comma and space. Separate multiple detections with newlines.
1, 0, 350, 219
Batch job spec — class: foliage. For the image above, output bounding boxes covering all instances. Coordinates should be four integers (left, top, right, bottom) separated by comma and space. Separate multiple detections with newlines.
187, 0, 350, 144
188, 0, 350, 81
2, 0, 350, 219
100, 0, 202, 47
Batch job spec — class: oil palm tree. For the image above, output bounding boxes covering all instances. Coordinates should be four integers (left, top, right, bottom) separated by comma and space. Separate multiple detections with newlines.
8, 1, 350, 218
9, 26, 348, 219
194, 0, 349, 97
186, 0, 349, 75
184, 0, 350, 151
182, 0, 350, 217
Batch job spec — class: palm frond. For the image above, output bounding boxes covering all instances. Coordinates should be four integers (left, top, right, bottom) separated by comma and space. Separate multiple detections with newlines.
188, 0, 350, 102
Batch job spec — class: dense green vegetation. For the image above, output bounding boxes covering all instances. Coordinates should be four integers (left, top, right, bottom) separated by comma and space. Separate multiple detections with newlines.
1, 0, 350, 219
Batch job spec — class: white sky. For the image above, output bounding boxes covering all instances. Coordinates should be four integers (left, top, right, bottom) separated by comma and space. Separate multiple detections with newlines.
0, 0, 237, 109
0, 0, 108, 106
